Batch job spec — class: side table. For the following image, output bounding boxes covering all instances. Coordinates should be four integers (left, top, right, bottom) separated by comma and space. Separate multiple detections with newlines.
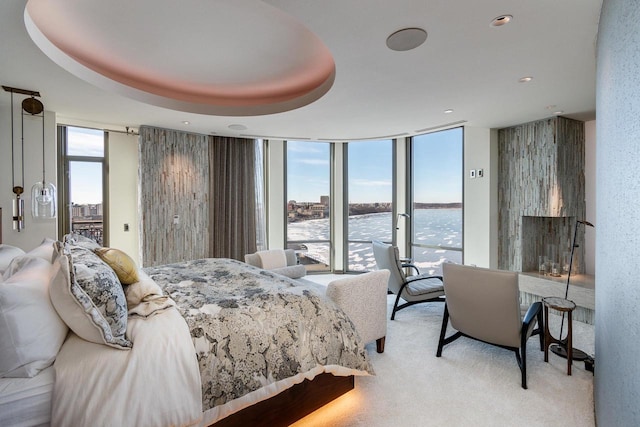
542, 297, 576, 375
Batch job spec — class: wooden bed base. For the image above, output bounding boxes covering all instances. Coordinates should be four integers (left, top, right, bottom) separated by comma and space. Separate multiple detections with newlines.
211, 374, 354, 427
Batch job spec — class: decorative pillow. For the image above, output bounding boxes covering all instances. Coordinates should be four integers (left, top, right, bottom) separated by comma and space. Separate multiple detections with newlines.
62, 233, 101, 250
0, 244, 26, 275
0, 256, 68, 378
49, 244, 132, 350
26, 238, 57, 263
94, 247, 139, 285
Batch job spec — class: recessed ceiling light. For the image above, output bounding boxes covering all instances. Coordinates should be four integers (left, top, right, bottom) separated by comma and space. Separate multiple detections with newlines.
518, 76, 533, 83
491, 15, 513, 27
553, 111, 564, 115
386, 28, 428, 51
228, 124, 248, 131
182, 120, 190, 125
444, 109, 454, 114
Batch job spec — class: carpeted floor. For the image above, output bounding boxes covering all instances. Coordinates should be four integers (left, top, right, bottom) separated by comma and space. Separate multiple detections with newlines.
293, 275, 595, 427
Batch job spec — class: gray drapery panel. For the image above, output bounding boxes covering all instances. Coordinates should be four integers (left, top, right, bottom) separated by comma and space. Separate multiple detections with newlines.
209, 136, 257, 260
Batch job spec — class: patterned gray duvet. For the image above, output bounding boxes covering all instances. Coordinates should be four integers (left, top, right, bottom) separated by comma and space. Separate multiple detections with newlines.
143, 258, 373, 414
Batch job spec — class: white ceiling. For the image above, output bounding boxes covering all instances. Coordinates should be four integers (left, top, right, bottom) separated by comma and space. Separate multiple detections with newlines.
1, 0, 602, 141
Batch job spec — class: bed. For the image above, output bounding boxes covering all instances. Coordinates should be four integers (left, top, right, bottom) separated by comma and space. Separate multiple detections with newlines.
0, 236, 373, 426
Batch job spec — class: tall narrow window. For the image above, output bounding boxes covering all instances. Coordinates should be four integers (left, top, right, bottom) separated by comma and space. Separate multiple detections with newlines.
286, 141, 331, 272
58, 126, 107, 245
347, 139, 393, 271
411, 127, 463, 275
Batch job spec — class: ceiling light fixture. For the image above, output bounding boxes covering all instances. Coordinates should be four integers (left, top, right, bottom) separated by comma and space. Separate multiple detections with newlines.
444, 109, 454, 114
491, 15, 513, 27
553, 111, 564, 115
228, 124, 248, 131
182, 120, 190, 125
386, 28, 428, 51
518, 76, 533, 83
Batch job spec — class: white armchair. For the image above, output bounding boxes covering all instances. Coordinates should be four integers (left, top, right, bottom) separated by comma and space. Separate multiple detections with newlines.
244, 249, 306, 279
326, 270, 390, 353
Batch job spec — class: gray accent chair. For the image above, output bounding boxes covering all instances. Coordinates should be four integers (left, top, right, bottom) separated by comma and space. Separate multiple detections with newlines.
244, 249, 307, 279
372, 240, 445, 320
436, 263, 544, 389
326, 270, 390, 353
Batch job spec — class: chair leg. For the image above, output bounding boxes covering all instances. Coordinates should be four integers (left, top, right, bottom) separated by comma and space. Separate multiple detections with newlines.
518, 339, 528, 389
436, 304, 450, 357
390, 292, 404, 320
537, 309, 545, 351
376, 337, 385, 353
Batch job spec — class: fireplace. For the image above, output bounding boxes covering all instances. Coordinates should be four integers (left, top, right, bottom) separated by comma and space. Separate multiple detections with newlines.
498, 116, 586, 273
521, 216, 583, 274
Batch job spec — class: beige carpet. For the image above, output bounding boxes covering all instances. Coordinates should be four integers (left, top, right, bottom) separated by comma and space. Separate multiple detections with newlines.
293, 276, 595, 427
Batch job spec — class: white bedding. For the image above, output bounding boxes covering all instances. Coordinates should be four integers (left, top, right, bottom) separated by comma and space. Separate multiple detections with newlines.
0, 366, 54, 427
52, 307, 202, 427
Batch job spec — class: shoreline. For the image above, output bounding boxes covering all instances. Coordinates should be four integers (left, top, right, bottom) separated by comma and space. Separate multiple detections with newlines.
288, 205, 462, 222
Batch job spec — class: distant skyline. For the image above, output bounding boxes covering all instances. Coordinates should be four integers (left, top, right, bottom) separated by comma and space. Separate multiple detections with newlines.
287, 127, 462, 204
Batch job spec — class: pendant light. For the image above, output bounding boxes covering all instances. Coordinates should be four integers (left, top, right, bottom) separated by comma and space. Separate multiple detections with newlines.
3, 85, 56, 231
23, 95, 57, 219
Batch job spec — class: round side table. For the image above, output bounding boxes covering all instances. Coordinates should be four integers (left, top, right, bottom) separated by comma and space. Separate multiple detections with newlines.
542, 296, 577, 375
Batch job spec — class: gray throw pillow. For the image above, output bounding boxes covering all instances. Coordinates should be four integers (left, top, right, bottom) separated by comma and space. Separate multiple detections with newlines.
49, 242, 131, 350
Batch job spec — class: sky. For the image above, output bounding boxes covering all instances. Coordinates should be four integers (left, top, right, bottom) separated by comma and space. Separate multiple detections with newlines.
67, 127, 104, 204
67, 126, 463, 205
287, 127, 463, 204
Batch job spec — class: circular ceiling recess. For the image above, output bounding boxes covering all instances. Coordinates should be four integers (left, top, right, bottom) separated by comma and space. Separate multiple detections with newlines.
386, 28, 428, 52
24, 0, 336, 116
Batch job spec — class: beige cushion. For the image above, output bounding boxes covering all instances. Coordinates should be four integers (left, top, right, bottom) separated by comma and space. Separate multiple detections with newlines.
94, 247, 139, 285
256, 250, 287, 270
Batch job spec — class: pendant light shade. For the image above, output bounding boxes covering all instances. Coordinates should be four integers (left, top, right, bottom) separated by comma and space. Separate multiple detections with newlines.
31, 181, 57, 218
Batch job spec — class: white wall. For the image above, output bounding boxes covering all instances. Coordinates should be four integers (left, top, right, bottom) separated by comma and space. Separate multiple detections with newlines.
0, 105, 57, 250
107, 131, 140, 264
584, 120, 596, 275
463, 126, 498, 268
594, 1, 640, 425
266, 139, 286, 249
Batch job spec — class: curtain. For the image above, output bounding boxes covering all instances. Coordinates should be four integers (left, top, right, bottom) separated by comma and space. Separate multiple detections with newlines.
209, 136, 258, 260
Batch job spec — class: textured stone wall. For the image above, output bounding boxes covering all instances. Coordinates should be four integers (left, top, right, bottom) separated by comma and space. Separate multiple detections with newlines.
139, 126, 210, 266
498, 116, 585, 272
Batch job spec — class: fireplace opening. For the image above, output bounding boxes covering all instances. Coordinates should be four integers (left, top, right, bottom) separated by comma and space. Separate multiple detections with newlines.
521, 216, 584, 275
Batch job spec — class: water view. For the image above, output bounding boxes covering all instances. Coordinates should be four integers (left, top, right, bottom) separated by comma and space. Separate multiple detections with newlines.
288, 208, 462, 274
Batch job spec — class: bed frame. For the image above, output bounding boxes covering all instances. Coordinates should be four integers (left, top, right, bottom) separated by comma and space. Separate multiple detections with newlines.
211, 373, 354, 426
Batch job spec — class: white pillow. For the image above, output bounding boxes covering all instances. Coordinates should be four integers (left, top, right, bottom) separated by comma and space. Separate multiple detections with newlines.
0, 244, 26, 275
0, 256, 69, 378
26, 238, 57, 263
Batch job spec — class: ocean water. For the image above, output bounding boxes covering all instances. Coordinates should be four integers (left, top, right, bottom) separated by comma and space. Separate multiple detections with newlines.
288, 208, 462, 274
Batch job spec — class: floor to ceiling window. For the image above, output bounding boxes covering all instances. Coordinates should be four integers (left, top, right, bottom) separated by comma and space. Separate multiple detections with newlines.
410, 127, 463, 275
58, 126, 107, 246
346, 139, 394, 271
286, 141, 331, 272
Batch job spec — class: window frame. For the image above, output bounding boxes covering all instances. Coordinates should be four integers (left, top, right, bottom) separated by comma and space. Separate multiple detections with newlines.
408, 127, 464, 272
343, 139, 397, 272
57, 125, 109, 245
284, 140, 333, 272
